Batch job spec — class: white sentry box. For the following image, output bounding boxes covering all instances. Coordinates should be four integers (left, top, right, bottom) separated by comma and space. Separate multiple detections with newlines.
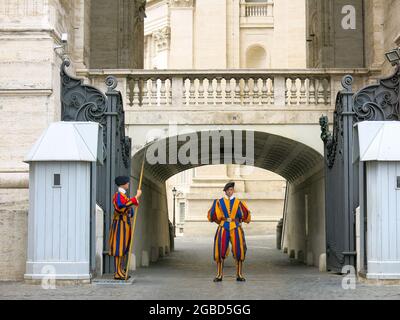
24, 122, 101, 281
356, 121, 400, 280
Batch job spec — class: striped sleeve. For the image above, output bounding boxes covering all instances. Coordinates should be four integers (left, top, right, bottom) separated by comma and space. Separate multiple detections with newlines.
207, 200, 218, 222
239, 201, 251, 223
114, 193, 139, 211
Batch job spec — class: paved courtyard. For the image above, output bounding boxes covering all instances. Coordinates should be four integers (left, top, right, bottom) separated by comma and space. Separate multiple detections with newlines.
1, 235, 400, 300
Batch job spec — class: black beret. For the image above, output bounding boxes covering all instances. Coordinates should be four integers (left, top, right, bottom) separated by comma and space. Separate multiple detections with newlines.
115, 176, 130, 186
223, 182, 235, 192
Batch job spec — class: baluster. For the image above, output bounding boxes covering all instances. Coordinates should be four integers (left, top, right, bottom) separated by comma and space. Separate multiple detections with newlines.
183, 78, 189, 106
126, 80, 133, 107
326, 79, 331, 105
261, 78, 269, 105
216, 78, 223, 105
165, 79, 171, 106
189, 78, 196, 105
253, 78, 260, 106
243, 79, 250, 105
132, 79, 140, 107
308, 79, 316, 105
198, 78, 205, 105
317, 78, 325, 105
225, 78, 232, 105
285, 79, 289, 105
142, 79, 150, 106
160, 79, 167, 107
151, 79, 158, 106
299, 79, 307, 105
269, 79, 274, 105
207, 78, 215, 105
234, 78, 241, 105
290, 78, 298, 105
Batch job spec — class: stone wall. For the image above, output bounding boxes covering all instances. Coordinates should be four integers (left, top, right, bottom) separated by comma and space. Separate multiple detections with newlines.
364, 0, 400, 75
0, 0, 87, 281
282, 167, 325, 268
130, 168, 171, 268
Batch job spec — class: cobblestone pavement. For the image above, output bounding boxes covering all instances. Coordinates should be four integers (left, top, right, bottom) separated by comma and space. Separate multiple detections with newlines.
1, 235, 400, 300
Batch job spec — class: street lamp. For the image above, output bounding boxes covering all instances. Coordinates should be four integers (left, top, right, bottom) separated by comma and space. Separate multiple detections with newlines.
172, 187, 177, 238
385, 48, 400, 66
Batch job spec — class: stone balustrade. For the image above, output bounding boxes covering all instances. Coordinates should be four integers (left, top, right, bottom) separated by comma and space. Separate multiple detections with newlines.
240, 0, 273, 18
79, 69, 372, 109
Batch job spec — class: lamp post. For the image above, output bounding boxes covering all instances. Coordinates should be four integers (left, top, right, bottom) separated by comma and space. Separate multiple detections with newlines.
172, 187, 177, 237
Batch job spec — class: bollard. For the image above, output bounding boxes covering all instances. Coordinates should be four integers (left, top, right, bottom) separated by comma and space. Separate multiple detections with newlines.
276, 218, 283, 250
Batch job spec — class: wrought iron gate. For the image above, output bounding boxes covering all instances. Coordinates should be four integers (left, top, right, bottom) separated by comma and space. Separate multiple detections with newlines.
320, 67, 400, 273
61, 59, 132, 275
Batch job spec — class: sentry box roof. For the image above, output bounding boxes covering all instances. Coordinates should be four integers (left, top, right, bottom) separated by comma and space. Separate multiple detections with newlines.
355, 121, 400, 162
24, 122, 103, 163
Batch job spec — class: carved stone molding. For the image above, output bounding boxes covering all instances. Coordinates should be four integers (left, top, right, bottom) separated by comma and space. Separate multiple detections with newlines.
169, 0, 194, 8
152, 26, 171, 52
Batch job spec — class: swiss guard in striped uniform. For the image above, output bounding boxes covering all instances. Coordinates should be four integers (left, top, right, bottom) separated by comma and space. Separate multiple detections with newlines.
207, 181, 251, 282
108, 176, 142, 280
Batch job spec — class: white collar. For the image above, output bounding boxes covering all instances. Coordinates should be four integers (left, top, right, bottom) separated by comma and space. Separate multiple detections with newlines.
224, 195, 235, 201
118, 187, 127, 194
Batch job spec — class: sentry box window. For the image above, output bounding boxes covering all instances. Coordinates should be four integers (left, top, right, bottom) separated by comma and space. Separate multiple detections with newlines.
53, 174, 61, 188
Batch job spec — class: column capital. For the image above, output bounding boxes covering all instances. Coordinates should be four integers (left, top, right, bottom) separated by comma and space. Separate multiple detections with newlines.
152, 26, 171, 52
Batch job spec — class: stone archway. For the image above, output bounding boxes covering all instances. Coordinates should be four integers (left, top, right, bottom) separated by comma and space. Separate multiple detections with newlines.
127, 130, 326, 269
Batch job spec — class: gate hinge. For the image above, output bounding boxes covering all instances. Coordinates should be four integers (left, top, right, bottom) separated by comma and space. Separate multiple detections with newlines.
105, 112, 119, 117
342, 111, 356, 116
342, 251, 357, 256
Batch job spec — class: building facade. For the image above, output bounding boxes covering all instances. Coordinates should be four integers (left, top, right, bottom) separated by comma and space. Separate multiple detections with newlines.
0, 0, 399, 280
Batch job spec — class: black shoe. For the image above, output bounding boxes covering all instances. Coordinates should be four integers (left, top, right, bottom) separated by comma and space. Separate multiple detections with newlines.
236, 276, 246, 282
213, 276, 223, 282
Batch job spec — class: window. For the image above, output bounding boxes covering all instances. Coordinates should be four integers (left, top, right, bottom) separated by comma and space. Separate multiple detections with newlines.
53, 174, 61, 187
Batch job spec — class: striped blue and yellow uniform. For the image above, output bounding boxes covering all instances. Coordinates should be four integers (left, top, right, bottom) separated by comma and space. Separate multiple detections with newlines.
108, 192, 138, 257
207, 197, 251, 262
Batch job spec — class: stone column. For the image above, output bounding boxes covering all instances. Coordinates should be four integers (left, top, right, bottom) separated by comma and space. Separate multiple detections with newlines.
72, 0, 92, 69
133, 0, 146, 69
90, 0, 145, 69
169, 0, 194, 69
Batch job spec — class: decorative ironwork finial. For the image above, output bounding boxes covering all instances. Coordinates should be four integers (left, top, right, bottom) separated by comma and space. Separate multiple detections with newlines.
105, 76, 118, 92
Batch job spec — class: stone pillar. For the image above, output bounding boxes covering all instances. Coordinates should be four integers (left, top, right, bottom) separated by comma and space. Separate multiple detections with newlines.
90, 0, 145, 69
133, 0, 146, 69
169, 0, 194, 69
227, 0, 240, 68
72, 0, 92, 69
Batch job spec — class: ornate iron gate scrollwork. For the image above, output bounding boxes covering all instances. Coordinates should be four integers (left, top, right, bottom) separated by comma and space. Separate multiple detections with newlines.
61, 59, 132, 274
320, 66, 400, 273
